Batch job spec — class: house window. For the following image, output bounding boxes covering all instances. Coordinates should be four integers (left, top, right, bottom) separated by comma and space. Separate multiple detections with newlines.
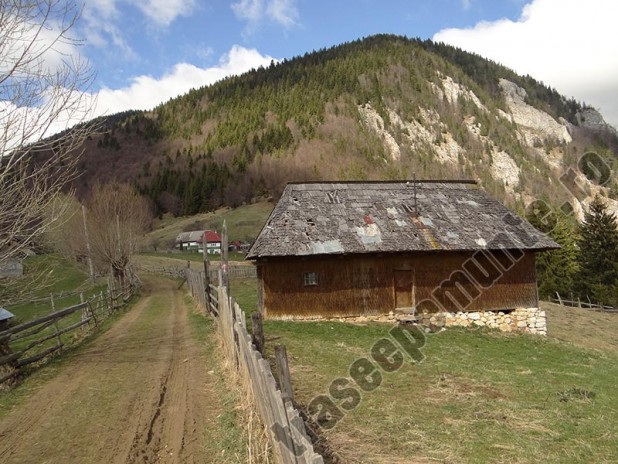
303, 272, 318, 286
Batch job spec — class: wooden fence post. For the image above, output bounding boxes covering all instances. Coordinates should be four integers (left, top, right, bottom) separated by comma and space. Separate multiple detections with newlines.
555, 292, 562, 306
51, 293, 63, 352
203, 236, 211, 314
251, 312, 264, 355
229, 296, 240, 369
80, 293, 87, 331
221, 220, 229, 296
108, 276, 116, 311
275, 345, 294, 404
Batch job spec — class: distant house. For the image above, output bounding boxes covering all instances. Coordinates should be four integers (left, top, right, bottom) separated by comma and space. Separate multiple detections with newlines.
203, 230, 222, 254
228, 240, 252, 253
175, 231, 204, 251
247, 181, 558, 333
175, 230, 222, 254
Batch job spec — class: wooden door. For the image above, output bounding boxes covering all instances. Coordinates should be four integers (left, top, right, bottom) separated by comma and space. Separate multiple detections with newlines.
394, 270, 414, 309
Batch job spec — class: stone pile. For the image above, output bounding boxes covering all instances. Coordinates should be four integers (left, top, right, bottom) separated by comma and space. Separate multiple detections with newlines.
281, 307, 547, 336
417, 307, 547, 335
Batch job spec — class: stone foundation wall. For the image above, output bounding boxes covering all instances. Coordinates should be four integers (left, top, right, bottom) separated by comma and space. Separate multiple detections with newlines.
418, 307, 547, 335
271, 307, 547, 336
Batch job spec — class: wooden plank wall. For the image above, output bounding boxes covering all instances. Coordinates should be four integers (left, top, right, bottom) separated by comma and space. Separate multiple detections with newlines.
185, 268, 323, 464
259, 250, 538, 318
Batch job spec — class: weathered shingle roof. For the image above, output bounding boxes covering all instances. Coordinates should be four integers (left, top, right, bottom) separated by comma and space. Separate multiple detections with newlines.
176, 231, 204, 243
176, 230, 221, 244
247, 181, 559, 259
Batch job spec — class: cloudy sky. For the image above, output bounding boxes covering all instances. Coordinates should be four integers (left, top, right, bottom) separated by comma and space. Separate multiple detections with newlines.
22, 0, 618, 131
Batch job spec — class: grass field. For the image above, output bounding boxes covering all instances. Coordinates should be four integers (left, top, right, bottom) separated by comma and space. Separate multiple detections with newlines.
226, 279, 618, 463
145, 200, 274, 248
138, 251, 249, 265
1, 254, 127, 393
4, 254, 107, 323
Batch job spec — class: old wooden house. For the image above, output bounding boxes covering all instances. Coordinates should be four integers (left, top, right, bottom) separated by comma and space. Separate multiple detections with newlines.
175, 230, 222, 254
247, 181, 558, 329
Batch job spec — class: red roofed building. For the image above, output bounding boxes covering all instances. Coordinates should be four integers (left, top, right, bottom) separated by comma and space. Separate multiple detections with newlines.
175, 230, 222, 254
203, 230, 222, 254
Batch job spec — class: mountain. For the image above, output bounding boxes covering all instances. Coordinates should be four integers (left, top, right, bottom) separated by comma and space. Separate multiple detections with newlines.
73, 34, 618, 219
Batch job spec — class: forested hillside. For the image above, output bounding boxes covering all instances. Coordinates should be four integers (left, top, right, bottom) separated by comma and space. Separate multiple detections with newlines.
73, 34, 618, 218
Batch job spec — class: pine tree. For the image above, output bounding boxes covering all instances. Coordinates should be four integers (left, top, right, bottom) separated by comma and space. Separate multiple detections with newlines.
527, 203, 579, 299
575, 196, 618, 306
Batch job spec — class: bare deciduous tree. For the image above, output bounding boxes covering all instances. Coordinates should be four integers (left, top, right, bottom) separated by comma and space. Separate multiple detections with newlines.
0, 0, 96, 269
43, 192, 85, 260
85, 183, 151, 284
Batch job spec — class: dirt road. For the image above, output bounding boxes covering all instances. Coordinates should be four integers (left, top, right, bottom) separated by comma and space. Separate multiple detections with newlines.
0, 277, 237, 463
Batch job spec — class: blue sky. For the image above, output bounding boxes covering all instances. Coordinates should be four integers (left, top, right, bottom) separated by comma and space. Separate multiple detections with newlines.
58, 0, 618, 128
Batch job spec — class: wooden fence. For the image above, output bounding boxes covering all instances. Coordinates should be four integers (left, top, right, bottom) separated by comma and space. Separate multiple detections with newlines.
552, 293, 617, 313
0, 280, 138, 385
4, 287, 93, 308
139, 263, 257, 282
136, 264, 186, 279
185, 268, 323, 464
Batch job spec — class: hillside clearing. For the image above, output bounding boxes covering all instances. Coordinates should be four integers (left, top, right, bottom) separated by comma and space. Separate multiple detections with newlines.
145, 201, 273, 248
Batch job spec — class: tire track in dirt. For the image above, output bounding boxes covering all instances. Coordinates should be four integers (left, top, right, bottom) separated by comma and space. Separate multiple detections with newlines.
124, 286, 195, 463
0, 277, 224, 464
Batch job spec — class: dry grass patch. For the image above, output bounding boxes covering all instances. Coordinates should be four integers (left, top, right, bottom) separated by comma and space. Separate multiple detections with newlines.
542, 301, 618, 352
264, 320, 618, 464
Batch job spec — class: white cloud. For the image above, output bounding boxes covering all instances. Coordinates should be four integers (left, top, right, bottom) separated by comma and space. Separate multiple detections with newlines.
433, 0, 618, 128
231, 0, 264, 25
0, 12, 81, 77
231, 0, 299, 30
461, 0, 472, 10
93, 45, 276, 115
82, 0, 196, 52
1, 89, 97, 156
136, 0, 196, 26
81, 0, 131, 55
266, 0, 299, 28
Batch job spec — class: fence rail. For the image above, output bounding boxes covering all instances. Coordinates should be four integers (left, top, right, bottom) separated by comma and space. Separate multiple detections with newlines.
5, 287, 92, 308
138, 263, 257, 281
551, 293, 617, 313
135, 265, 186, 279
185, 268, 323, 464
0, 281, 138, 385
